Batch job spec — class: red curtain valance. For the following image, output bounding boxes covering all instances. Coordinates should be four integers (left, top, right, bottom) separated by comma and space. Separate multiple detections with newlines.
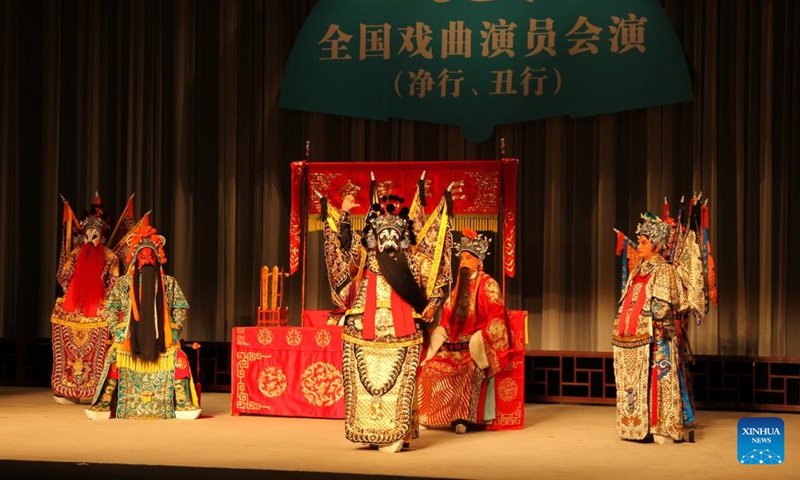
290, 159, 518, 277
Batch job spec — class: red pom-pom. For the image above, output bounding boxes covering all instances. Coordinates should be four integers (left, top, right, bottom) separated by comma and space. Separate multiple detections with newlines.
462, 228, 478, 240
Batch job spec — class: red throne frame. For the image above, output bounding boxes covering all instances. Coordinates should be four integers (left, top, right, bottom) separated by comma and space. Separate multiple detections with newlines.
289, 159, 526, 428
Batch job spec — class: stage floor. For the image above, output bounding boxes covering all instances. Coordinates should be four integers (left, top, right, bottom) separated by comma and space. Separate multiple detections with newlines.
0, 386, 797, 479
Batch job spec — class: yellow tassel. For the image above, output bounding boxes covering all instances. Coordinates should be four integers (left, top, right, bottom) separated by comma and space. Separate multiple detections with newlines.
189, 374, 199, 405
50, 316, 106, 329
524, 312, 529, 346
309, 214, 367, 232
310, 214, 498, 232
427, 209, 448, 298
450, 215, 498, 233
117, 349, 176, 373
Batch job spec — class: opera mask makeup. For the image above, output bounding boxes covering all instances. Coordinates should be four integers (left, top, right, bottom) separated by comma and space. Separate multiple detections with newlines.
377, 227, 401, 253
136, 247, 158, 268
85, 227, 102, 247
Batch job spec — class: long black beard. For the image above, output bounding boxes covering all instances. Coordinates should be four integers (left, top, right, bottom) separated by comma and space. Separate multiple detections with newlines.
130, 265, 166, 362
375, 248, 428, 314
453, 267, 473, 319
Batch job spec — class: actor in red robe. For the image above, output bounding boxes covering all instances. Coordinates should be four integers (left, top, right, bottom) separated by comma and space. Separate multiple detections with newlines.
418, 229, 510, 433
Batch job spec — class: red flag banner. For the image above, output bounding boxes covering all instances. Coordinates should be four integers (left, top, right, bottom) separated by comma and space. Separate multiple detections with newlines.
501, 158, 518, 278
59, 201, 81, 274
107, 193, 136, 250
289, 162, 305, 275
112, 210, 151, 271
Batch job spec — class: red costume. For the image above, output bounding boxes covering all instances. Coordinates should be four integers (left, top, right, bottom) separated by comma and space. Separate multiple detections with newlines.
418, 230, 510, 430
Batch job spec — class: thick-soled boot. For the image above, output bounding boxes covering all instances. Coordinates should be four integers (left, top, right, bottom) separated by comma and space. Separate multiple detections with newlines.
653, 434, 672, 444
378, 439, 405, 453
174, 378, 201, 420
452, 419, 470, 434
84, 378, 117, 420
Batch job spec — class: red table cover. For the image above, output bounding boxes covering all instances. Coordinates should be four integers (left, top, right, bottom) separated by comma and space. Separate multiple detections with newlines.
231, 326, 344, 418
302, 310, 333, 328
487, 310, 526, 430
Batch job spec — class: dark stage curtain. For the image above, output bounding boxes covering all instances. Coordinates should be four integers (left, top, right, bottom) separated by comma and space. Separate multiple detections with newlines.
1, 0, 798, 356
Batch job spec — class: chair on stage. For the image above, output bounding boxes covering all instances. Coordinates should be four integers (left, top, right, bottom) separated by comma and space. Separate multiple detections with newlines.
488, 309, 527, 431
257, 266, 289, 327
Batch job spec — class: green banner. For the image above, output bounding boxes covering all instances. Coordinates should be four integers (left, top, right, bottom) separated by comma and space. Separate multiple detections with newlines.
279, 0, 693, 142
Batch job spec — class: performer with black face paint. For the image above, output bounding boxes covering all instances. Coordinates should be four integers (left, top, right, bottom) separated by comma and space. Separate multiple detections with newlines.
320, 172, 453, 453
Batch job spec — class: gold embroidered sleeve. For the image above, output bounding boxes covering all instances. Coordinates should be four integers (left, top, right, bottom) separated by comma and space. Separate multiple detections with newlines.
167, 276, 189, 332
483, 318, 509, 377
172, 309, 188, 335
487, 318, 509, 347
478, 274, 510, 377
482, 276, 504, 307
101, 277, 126, 340
483, 277, 509, 349
650, 298, 670, 320
320, 211, 360, 309
675, 230, 705, 318
649, 262, 684, 316
56, 248, 80, 293
104, 250, 121, 290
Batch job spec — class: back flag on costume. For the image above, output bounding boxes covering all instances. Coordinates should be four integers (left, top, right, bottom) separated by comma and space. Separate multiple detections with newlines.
107, 193, 136, 252
58, 195, 82, 276
113, 210, 152, 271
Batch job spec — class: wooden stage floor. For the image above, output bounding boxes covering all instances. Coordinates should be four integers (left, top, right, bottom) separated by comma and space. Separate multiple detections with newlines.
0, 386, 797, 479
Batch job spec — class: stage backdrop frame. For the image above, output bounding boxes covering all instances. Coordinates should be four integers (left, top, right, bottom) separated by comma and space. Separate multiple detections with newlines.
289, 159, 520, 319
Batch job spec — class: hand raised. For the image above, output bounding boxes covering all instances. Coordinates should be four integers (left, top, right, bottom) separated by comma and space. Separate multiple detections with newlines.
342, 194, 360, 213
